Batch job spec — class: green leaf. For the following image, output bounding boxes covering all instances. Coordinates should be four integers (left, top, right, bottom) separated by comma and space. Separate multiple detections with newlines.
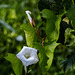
41, 9, 56, 41
45, 41, 59, 52
41, 9, 63, 70
55, 15, 62, 41
41, 9, 56, 19
21, 23, 36, 47
41, 9, 62, 42
66, 5, 75, 30
33, 42, 48, 73
45, 41, 59, 70
45, 52, 53, 70
5, 53, 23, 75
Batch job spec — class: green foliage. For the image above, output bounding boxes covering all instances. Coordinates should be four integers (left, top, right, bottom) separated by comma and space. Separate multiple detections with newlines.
5, 53, 23, 75
45, 42, 59, 53
39, 0, 75, 74
1, 0, 75, 75
22, 23, 36, 47
45, 42, 59, 70
0, 19, 15, 32
66, 5, 75, 30
40, 9, 62, 70
41, 9, 56, 41
61, 54, 75, 72
38, 0, 50, 11
55, 14, 63, 41
41, 9, 62, 42
38, 0, 72, 14
33, 42, 48, 74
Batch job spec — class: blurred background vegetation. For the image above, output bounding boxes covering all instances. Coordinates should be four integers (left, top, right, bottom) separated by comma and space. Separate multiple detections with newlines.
0, 0, 40, 75
0, 0, 75, 75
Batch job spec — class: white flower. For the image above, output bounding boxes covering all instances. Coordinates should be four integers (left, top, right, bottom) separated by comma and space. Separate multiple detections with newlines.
16, 35, 23, 41
25, 10, 32, 25
16, 46, 39, 66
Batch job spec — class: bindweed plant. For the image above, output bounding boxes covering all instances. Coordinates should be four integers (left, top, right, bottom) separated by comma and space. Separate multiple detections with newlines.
5, 0, 75, 75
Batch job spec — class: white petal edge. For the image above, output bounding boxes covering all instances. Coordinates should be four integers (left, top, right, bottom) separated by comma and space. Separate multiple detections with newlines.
16, 46, 39, 66
25, 10, 32, 24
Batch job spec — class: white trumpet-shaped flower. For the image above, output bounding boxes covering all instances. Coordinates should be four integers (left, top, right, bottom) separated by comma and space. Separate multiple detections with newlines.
16, 46, 39, 66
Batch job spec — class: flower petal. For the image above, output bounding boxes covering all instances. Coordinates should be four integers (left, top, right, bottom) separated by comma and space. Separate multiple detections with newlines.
25, 10, 32, 25
16, 46, 39, 66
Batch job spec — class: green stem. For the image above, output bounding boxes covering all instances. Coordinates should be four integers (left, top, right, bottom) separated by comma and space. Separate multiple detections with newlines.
24, 66, 27, 75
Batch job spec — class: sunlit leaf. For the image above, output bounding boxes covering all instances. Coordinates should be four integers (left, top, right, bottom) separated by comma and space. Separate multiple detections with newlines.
45, 41, 59, 70
21, 23, 36, 47
55, 15, 62, 41
5, 53, 23, 75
